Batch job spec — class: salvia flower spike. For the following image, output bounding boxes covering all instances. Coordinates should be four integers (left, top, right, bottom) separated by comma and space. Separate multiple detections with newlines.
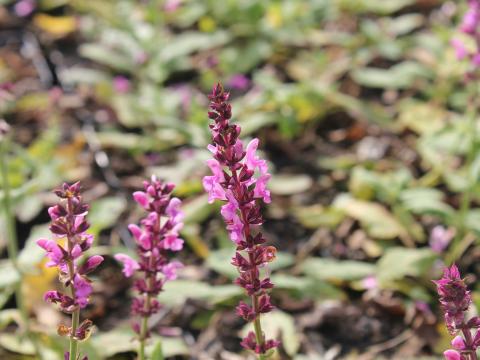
434, 264, 480, 360
115, 176, 184, 360
203, 83, 279, 358
37, 182, 104, 360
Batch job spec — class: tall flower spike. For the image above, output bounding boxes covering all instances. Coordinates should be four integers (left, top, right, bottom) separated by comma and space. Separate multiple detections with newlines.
203, 83, 279, 358
434, 264, 480, 359
37, 182, 103, 360
115, 177, 184, 360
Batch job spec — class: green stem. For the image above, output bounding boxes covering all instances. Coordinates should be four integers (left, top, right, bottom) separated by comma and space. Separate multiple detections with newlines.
69, 309, 79, 360
139, 310, 149, 360
67, 259, 79, 360
0, 137, 42, 358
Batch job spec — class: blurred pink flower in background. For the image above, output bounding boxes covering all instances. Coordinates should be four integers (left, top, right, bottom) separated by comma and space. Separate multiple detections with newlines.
14, 0, 35, 17
429, 226, 454, 253
228, 74, 251, 90
164, 0, 182, 12
113, 76, 131, 93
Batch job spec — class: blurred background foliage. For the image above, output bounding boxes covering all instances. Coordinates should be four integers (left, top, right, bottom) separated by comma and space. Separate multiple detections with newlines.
0, 0, 478, 359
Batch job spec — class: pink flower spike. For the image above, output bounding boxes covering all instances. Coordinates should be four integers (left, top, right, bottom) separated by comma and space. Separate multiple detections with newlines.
444, 349, 462, 360
114, 254, 140, 277
133, 191, 149, 209
204, 83, 278, 354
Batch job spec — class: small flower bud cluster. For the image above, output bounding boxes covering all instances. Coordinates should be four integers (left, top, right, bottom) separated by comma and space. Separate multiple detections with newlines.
434, 265, 480, 360
37, 183, 103, 349
203, 83, 279, 355
115, 177, 184, 339
452, 0, 480, 69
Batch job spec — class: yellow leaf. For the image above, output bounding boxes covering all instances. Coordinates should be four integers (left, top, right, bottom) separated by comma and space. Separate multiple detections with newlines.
266, 4, 283, 29
198, 16, 216, 33
33, 14, 77, 36
22, 259, 58, 311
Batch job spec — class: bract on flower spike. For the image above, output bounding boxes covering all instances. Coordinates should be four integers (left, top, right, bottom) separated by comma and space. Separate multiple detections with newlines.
203, 83, 279, 358
37, 182, 103, 360
434, 264, 480, 360
115, 176, 184, 360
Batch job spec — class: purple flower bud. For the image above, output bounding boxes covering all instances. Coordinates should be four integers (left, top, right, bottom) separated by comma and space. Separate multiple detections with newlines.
133, 191, 149, 209
79, 255, 104, 275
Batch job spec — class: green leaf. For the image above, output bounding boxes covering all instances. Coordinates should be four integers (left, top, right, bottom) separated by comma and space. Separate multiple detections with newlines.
292, 205, 344, 229
376, 247, 437, 284
149, 336, 189, 358
79, 43, 133, 71
150, 340, 164, 360
207, 249, 294, 279
351, 62, 429, 89
301, 258, 375, 282
242, 311, 300, 356
89, 196, 127, 234
269, 174, 313, 195
400, 188, 454, 218
183, 194, 215, 225
0, 260, 20, 288
0, 333, 35, 355
271, 274, 345, 300
333, 194, 408, 240
157, 280, 242, 306
18, 224, 50, 272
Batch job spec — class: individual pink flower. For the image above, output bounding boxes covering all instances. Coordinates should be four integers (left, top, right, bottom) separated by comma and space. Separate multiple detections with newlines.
162, 261, 183, 281
114, 254, 140, 277
228, 74, 251, 91
429, 226, 455, 253
452, 38, 468, 60
444, 349, 462, 360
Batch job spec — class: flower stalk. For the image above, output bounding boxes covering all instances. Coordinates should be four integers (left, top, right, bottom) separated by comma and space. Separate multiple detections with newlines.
203, 83, 279, 357
115, 177, 184, 360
